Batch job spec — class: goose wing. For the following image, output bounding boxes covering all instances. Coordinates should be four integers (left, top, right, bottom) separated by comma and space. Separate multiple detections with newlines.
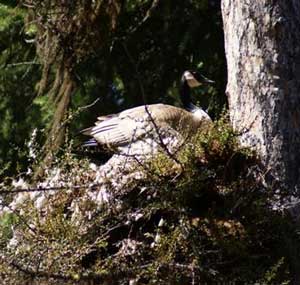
82, 104, 190, 147
82, 104, 210, 148
83, 116, 137, 146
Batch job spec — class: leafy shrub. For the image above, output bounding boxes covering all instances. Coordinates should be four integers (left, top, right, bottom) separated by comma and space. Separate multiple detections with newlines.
0, 116, 293, 284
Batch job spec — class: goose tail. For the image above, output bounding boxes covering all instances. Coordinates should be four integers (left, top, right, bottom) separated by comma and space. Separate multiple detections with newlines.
80, 127, 93, 136
82, 138, 98, 147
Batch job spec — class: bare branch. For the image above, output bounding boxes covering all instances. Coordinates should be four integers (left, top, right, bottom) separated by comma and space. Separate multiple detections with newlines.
128, 0, 161, 35
4, 61, 40, 68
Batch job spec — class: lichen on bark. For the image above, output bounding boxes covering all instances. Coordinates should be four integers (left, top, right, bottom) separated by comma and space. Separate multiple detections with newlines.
222, 0, 300, 190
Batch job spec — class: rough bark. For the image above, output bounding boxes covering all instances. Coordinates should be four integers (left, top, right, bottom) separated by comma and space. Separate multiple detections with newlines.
34, 68, 74, 179
26, 0, 122, 177
222, 0, 300, 192
222, 1, 300, 283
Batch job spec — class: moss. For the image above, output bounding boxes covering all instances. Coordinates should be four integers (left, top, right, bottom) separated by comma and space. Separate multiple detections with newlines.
0, 212, 18, 243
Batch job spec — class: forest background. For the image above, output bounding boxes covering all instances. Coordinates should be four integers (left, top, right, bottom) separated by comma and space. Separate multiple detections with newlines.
0, 0, 225, 177
2, 1, 298, 284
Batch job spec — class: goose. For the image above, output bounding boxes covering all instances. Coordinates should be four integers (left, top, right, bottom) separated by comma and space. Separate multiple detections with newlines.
81, 71, 213, 151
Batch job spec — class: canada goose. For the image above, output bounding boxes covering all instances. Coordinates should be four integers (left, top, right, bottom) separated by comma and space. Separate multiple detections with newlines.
81, 71, 213, 150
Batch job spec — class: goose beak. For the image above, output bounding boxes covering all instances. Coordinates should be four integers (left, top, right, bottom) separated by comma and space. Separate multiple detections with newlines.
199, 74, 215, 84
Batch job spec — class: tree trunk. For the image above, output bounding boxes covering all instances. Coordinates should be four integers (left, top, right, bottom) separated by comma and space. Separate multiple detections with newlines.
222, 0, 300, 192
222, 1, 300, 283
34, 68, 75, 179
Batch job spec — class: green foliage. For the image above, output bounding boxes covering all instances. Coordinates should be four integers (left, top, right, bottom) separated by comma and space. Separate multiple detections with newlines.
0, 212, 18, 243
0, 4, 43, 176
0, 4, 23, 29
259, 258, 289, 284
0, 117, 294, 284
0, 1, 295, 284
0, 0, 226, 176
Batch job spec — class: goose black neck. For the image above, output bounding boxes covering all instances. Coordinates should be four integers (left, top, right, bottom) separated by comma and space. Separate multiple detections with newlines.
180, 79, 196, 112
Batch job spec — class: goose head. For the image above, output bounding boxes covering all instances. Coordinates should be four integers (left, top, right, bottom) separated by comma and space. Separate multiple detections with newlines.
182, 70, 214, 88
180, 70, 214, 113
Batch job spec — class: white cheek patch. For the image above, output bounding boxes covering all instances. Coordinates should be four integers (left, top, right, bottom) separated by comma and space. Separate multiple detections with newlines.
187, 78, 201, 88
183, 71, 201, 88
